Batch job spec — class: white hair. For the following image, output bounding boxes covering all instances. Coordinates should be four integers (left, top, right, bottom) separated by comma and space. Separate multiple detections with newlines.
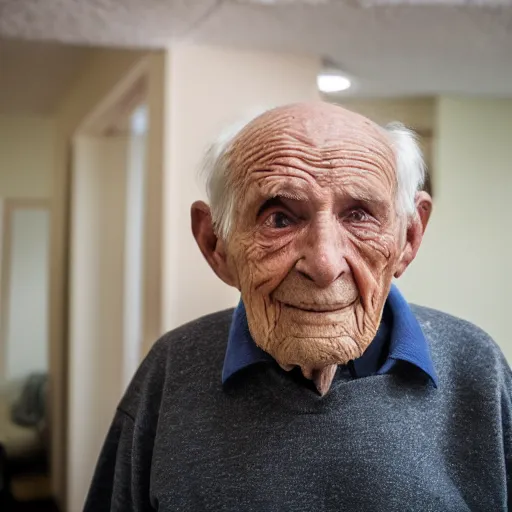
201, 113, 426, 240
384, 122, 426, 217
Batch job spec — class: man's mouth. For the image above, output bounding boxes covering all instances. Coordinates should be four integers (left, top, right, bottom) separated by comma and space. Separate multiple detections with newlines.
279, 300, 355, 313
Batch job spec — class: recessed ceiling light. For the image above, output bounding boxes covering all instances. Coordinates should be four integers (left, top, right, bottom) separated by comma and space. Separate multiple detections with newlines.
317, 73, 351, 93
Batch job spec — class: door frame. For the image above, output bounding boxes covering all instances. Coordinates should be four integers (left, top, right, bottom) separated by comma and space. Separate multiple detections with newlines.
65, 53, 165, 512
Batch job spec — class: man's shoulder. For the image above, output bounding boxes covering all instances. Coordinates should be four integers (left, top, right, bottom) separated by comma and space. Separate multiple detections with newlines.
411, 304, 494, 345
410, 304, 509, 376
157, 308, 235, 353
119, 309, 234, 419
146, 308, 235, 378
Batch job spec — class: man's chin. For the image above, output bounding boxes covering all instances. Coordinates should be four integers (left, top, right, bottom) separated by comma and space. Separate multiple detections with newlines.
270, 334, 365, 371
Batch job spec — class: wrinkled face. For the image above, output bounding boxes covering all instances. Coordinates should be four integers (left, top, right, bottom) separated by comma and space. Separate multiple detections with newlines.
224, 104, 406, 372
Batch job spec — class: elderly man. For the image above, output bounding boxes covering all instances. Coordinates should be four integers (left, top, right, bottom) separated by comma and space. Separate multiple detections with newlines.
85, 102, 511, 511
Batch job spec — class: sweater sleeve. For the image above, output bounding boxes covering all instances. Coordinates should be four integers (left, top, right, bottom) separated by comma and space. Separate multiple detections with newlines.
83, 408, 155, 512
502, 385, 512, 511
83, 335, 169, 512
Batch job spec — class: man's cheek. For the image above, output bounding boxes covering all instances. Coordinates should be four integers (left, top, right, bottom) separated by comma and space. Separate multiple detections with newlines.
239, 247, 296, 295
242, 261, 286, 298
347, 238, 397, 311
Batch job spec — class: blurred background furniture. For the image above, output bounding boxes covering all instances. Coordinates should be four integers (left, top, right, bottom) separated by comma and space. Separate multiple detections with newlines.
0, 373, 53, 506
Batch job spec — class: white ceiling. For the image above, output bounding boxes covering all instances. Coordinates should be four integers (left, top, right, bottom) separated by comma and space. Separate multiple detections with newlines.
1, 0, 512, 100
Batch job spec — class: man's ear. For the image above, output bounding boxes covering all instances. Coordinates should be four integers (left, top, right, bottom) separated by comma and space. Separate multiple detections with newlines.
191, 201, 238, 287
394, 191, 432, 278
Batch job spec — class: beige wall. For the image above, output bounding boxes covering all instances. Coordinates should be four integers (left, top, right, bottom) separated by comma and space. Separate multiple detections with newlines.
0, 115, 55, 198
398, 97, 512, 360
161, 45, 321, 338
340, 97, 435, 132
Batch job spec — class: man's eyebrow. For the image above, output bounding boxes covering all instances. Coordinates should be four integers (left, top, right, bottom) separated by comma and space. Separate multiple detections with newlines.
345, 188, 390, 207
256, 191, 308, 217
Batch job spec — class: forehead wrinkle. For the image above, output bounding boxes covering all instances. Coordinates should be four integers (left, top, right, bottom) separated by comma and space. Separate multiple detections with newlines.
231, 137, 327, 180
323, 145, 395, 171
233, 142, 392, 194
233, 131, 394, 176
246, 161, 395, 201
230, 118, 316, 171
231, 135, 394, 188
332, 160, 396, 192
228, 102, 397, 205
233, 102, 388, 150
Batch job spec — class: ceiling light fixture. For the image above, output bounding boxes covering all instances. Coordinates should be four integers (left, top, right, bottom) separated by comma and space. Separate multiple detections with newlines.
317, 73, 352, 93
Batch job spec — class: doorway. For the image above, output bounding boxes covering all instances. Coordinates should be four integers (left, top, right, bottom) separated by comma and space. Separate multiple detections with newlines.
0, 199, 53, 505
67, 58, 163, 511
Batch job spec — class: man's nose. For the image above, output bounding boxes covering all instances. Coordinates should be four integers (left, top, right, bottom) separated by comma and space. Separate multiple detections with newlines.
294, 216, 350, 288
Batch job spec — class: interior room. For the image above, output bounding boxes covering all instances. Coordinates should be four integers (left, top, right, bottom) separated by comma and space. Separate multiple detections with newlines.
0, 1, 511, 511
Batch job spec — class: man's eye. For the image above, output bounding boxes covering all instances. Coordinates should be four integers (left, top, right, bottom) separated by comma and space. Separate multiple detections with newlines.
345, 209, 369, 223
265, 212, 294, 229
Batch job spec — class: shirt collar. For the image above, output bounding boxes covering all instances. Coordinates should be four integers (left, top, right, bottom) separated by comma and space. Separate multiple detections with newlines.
378, 285, 438, 387
221, 302, 272, 384
222, 284, 438, 387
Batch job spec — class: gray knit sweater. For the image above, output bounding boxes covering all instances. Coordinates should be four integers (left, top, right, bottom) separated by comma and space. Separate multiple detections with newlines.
85, 305, 512, 511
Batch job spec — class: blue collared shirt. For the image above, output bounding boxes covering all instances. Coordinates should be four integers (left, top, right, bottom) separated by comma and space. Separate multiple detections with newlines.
222, 284, 438, 387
